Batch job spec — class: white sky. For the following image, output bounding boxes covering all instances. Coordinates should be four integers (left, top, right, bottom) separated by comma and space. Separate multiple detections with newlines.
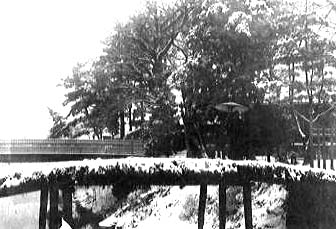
0, 0, 147, 139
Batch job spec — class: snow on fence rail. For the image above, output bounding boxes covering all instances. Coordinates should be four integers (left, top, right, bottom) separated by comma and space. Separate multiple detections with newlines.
0, 139, 144, 156
2, 158, 336, 196
2, 158, 336, 229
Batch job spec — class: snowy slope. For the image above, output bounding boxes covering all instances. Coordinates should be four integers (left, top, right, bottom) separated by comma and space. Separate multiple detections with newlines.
100, 183, 287, 229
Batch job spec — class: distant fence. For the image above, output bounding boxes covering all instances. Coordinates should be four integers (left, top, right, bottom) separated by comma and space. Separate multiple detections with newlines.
310, 128, 336, 170
0, 139, 144, 162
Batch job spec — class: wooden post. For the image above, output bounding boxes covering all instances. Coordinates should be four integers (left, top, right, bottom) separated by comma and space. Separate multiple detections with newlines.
323, 127, 326, 169
317, 128, 321, 168
332, 128, 335, 170
243, 182, 253, 229
39, 181, 48, 229
198, 184, 207, 229
131, 140, 134, 155
219, 179, 226, 229
62, 186, 73, 226
49, 183, 59, 229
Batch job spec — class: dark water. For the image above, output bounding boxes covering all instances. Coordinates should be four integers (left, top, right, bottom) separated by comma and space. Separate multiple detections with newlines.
0, 186, 116, 229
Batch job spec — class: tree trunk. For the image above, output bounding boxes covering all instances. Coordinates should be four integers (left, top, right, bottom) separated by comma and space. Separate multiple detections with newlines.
141, 101, 145, 124
128, 105, 132, 132
120, 111, 125, 139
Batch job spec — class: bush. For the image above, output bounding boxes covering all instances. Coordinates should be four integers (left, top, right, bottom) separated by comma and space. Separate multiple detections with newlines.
286, 182, 336, 229
226, 186, 243, 217
179, 194, 199, 223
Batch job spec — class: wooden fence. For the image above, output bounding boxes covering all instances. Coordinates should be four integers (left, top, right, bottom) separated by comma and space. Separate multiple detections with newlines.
311, 128, 336, 170
1, 159, 335, 229
0, 139, 144, 162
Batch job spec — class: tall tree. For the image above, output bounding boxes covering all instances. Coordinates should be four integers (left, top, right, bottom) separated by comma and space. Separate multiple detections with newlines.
174, 0, 278, 158
268, 0, 336, 164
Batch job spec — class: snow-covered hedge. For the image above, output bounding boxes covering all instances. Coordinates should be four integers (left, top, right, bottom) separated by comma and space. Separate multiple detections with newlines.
1, 158, 336, 196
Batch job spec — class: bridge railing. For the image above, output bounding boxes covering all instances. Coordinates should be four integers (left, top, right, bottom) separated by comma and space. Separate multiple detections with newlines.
0, 139, 144, 156
1, 158, 336, 229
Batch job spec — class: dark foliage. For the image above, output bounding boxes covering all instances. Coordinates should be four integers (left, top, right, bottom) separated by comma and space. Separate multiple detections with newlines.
286, 182, 336, 229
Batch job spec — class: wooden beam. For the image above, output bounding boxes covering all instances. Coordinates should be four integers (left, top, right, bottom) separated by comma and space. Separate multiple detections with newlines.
49, 183, 59, 229
62, 186, 73, 227
3, 158, 336, 199
38, 181, 48, 229
323, 128, 326, 170
198, 184, 207, 229
332, 128, 335, 170
243, 182, 253, 229
318, 128, 321, 168
219, 179, 226, 229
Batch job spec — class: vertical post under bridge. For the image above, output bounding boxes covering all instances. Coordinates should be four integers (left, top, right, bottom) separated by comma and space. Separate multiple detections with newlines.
243, 181, 253, 229
198, 184, 207, 229
39, 180, 48, 229
49, 180, 59, 229
219, 178, 226, 229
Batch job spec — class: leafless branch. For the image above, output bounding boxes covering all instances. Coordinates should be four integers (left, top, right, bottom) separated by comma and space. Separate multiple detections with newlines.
294, 110, 310, 123
172, 41, 188, 63
312, 104, 336, 123
293, 111, 306, 138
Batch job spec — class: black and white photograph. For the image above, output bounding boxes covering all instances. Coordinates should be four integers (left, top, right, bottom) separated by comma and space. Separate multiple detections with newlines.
1, 0, 336, 228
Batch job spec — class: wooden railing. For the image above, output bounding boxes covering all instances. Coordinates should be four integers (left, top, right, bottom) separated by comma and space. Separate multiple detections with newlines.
310, 128, 336, 170
0, 139, 144, 161
1, 158, 336, 229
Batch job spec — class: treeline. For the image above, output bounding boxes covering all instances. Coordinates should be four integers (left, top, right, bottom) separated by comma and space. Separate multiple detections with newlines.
49, 0, 336, 161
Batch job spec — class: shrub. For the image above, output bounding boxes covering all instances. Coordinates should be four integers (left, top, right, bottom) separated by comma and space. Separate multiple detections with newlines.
179, 194, 199, 223
226, 186, 243, 217
286, 182, 336, 229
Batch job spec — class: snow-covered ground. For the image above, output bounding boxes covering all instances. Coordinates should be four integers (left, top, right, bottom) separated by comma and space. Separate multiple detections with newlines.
100, 183, 287, 229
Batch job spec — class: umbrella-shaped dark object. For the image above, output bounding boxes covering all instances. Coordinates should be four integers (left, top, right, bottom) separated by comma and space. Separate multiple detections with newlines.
215, 102, 249, 114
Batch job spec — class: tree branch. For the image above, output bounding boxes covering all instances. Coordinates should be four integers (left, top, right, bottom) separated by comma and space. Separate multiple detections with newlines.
294, 109, 310, 123
293, 111, 306, 138
157, 32, 179, 61
312, 105, 336, 123
172, 41, 188, 63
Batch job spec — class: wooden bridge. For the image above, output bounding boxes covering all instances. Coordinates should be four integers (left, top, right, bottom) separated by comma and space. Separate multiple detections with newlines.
0, 139, 144, 162
1, 158, 336, 229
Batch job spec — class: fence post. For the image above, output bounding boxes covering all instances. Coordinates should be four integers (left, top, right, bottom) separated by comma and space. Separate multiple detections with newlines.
49, 180, 59, 229
332, 128, 335, 170
219, 179, 226, 229
39, 180, 48, 229
198, 184, 207, 229
317, 128, 321, 168
62, 186, 74, 227
243, 182, 253, 229
323, 128, 326, 170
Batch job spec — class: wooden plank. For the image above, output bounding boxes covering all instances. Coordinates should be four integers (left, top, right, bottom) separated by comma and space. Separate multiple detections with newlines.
323, 128, 327, 170
318, 128, 321, 169
39, 181, 48, 229
332, 128, 335, 170
219, 179, 226, 229
62, 186, 73, 227
198, 184, 207, 229
243, 182, 253, 229
49, 183, 59, 229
